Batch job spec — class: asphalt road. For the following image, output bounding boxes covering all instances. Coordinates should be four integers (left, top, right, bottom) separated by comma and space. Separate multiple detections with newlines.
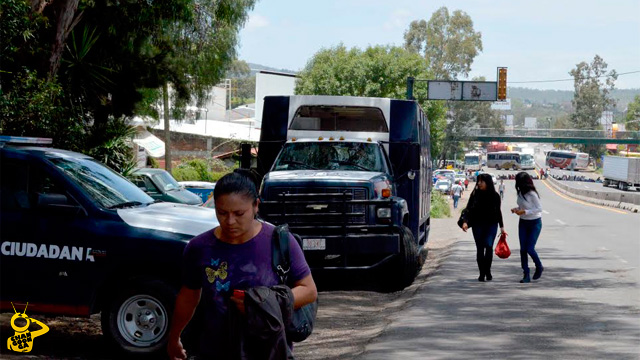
358, 170, 640, 359
534, 150, 639, 194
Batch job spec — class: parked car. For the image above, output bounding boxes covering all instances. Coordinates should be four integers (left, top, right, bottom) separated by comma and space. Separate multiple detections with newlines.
434, 169, 456, 184
0, 136, 218, 356
179, 181, 216, 203
130, 168, 203, 205
434, 179, 452, 195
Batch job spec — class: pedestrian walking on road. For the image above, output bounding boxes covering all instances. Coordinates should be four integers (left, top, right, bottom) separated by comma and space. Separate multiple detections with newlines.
167, 169, 317, 360
464, 178, 469, 190
460, 173, 506, 282
511, 172, 544, 284
498, 179, 505, 200
451, 181, 463, 209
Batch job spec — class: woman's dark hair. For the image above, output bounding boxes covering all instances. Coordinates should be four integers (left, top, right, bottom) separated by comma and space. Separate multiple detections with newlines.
213, 169, 260, 203
515, 172, 540, 198
476, 173, 497, 195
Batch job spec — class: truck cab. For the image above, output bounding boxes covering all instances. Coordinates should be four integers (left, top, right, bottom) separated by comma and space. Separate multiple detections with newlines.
0, 136, 218, 355
256, 95, 431, 290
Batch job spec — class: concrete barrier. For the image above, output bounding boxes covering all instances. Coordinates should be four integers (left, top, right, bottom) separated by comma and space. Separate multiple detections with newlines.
545, 175, 640, 213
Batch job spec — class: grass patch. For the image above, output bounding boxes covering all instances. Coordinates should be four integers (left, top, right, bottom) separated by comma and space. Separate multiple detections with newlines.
431, 191, 451, 218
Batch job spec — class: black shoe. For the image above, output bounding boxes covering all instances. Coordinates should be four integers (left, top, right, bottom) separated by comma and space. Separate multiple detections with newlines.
486, 272, 493, 281
533, 267, 544, 280
478, 275, 485, 282
520, 274, 531, 283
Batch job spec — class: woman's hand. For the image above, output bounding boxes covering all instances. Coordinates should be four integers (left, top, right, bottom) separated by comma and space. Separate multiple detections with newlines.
167, 338, 187, 360
514, 209, 526, 216
500, 227, 507, 236
462, 222, 469, 232
510, 207, 520, 214
230, 291, 246, 315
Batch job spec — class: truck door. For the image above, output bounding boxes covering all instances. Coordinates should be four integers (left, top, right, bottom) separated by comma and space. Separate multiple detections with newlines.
0, 155, 38, 303
0, 155, 96, 309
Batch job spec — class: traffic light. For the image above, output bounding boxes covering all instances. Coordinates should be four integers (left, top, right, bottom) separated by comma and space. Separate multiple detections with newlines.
497, 67, 507, 101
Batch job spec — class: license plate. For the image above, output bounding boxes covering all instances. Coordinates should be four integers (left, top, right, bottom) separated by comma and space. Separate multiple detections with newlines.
303, 238, 326, 251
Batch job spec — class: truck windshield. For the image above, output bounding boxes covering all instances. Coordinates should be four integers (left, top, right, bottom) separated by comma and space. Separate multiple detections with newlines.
465, 156, 479, 165
273, 142, 387, 173
521, 154, 534, 165
48, 156, 154, 209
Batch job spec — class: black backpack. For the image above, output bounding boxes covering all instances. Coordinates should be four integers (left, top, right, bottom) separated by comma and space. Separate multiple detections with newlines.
271, 224, 318, 342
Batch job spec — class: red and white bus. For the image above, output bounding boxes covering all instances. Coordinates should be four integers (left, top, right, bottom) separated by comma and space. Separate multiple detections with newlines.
545, 150, 589, 170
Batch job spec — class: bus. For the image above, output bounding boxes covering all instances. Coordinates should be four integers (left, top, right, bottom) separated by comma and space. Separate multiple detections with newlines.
487, 151, 535, 170
464, 152, 483, 171
546, 150, 589, 170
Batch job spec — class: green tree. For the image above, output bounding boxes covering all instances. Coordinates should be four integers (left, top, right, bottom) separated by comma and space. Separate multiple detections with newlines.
295, 44, 447, 157
624, 95, 640, 131
569, 55, 617, 157
404, 7, 485, 161
156, 0, 256, 171
2, 0, 255, 173
403, 7, 483, 80
569, 55, 617, 129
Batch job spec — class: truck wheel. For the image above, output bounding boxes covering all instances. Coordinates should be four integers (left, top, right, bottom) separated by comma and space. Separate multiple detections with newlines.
383, 226, 420, 292
618, 182, 628, 191
101, 280, 175, 355
603, 179, 609, 187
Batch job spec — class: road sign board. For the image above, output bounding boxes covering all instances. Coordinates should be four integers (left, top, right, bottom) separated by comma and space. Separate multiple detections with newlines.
427, 81, 498, 101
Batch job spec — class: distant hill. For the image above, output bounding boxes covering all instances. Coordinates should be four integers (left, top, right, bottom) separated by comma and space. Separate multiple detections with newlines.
508, 87, 640, 110
247, 62, 297, 76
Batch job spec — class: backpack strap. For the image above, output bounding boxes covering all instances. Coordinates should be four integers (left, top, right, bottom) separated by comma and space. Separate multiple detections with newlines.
272, 224, 292, 285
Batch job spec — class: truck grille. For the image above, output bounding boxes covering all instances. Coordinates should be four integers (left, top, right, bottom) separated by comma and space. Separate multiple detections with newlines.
263, 187, 368, 225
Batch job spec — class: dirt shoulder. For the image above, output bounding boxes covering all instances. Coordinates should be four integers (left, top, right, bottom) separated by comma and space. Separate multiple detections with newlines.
295, 192, 467, 359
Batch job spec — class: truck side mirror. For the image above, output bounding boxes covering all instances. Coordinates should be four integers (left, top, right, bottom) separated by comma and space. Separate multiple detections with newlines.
37, 193, 86, 216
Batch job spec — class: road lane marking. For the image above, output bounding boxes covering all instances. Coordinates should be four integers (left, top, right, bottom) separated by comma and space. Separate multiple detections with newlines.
542, 210, 550, 214
555, 219, 567, 225
534, 168, 627, 215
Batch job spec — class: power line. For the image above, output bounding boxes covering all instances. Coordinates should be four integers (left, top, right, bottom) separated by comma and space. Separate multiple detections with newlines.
509, 70, 640, 84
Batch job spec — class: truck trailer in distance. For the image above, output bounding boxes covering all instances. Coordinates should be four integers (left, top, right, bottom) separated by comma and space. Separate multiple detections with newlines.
602, 156, 640, 191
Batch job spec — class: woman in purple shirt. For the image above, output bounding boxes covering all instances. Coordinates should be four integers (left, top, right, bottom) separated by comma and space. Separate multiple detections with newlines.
167, 170, 317, 359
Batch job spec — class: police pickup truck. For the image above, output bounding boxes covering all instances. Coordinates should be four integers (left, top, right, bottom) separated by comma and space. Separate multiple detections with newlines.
256, 95, 432, 291
0, 136, 218, 355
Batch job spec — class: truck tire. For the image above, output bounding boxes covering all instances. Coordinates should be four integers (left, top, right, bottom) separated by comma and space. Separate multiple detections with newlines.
101, 280, 176, 356
618, 182, 628, 191
383, 226, 420, 292
603, 179, 610, 187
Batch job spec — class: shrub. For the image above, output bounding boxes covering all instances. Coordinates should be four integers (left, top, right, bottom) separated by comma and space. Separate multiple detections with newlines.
430, 191, 451, 218
171, 158, 234, 182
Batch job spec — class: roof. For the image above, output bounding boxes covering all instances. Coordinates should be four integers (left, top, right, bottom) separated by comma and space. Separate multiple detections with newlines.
212, 148, 258, 159
3, 146, 91, 159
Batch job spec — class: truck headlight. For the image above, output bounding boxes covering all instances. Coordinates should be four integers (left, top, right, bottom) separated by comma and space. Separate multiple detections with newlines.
377, 208, 391, 218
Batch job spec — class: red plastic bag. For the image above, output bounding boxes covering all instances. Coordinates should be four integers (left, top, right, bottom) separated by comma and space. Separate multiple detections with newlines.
495, 232, 511, 259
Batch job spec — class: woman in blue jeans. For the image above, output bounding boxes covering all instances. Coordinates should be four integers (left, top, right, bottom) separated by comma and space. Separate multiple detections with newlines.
461, 174, 506, 282
511, 172, 543, 283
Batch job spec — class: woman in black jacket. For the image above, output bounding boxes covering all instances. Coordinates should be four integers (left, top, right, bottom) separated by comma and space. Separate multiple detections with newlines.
461, 173, 507, 282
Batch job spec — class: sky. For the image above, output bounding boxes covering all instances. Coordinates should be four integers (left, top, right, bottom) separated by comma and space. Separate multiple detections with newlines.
237, 0, 640, 91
